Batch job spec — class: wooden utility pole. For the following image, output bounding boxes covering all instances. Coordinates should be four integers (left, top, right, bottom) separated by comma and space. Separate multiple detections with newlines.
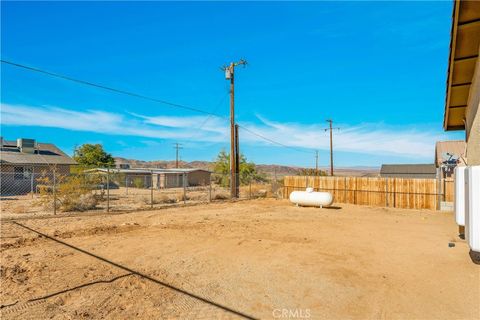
223, 59, 247, 198
235, 124, 240, 198
325, 120, 340, 176
173, 143, 183, 168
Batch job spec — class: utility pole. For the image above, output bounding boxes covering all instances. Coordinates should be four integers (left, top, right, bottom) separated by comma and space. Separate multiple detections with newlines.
235, 124, 240, 198
173, 143, 183, 168
315, 150, 319, 176
222, 59, 247, 198
324, 120, 340, 176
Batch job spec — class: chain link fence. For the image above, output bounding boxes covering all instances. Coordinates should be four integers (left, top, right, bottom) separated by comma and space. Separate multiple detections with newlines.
0, 168, 282, 218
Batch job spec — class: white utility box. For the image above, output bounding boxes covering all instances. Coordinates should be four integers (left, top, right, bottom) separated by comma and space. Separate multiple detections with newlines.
465, 166, 480, 253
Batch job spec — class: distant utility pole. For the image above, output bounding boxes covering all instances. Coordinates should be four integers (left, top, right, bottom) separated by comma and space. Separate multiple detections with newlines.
173, 143, 183, 168
222, 59, 247, 198
315, 150, 319, 176
324, 120, 340, 176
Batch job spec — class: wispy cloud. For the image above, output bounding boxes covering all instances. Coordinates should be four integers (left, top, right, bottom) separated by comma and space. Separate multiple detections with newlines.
241, 117, 443, 158
1, 103, 229, 142
1, 103, 446, 159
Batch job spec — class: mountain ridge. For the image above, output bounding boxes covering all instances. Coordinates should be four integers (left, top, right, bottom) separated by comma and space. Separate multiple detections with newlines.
114, 157, 379, 177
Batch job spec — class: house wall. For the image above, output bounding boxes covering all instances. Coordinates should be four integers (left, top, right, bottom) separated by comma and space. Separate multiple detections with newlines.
124, 173, 152, 188
165, 173, 183, 188
466, 49, 480, 165
157, 171, 211, 188
0, 164, 71, 196
187, 171, 210, 186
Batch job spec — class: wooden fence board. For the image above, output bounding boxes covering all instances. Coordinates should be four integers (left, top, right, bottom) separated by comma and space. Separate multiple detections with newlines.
283, 176, 452, 210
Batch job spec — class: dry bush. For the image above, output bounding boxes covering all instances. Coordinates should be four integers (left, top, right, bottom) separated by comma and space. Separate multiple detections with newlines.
158, 194, 176, 204
144, 194, 176, 204
37, 174, 99, 212
176, 192, 190, 202
240, 184, 272, 198
64, 193, 97, 211
213, 192, 229, 200
186, 193, 206, 201
253, 189, 268, 198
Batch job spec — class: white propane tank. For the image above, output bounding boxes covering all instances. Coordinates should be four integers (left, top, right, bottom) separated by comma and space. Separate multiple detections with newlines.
465, 166, 480, 253
455, 166, 467, 226
289, 188, 333, 207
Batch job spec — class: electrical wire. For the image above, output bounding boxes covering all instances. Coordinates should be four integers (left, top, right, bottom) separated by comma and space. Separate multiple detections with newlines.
195, 92, 229, 131
1, 59, 224, 118
2, 59, 316, 155
237, 124, 314, 154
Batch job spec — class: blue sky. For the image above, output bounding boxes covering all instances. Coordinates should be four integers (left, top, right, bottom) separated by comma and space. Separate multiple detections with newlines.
1, 1, 464, 167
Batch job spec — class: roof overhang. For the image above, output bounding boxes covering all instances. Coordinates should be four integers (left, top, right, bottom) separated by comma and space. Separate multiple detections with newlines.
443, 0, 480, 131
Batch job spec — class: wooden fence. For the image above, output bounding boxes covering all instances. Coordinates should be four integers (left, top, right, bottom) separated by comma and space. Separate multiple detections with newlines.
283, 176, 454, 210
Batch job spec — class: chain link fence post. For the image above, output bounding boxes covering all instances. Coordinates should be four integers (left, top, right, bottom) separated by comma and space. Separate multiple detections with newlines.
208, 175, 212, 203
249, 177, 252, 199
107, 167, 110, 212
126, 175, 128, 195
53, 166, 57, 215
183, 173, 187, 204
30, 168, 34, 199
150, 170, 154, 209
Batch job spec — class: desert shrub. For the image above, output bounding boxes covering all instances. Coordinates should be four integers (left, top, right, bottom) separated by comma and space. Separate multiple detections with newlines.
133, 178, 145, 189
253, 189, 268, 198
63, 193, 97, 211
176, 192, 190, 202
160, 195, 177, 204
240, 183, 272, 199
213, 192, 229, 200
37, 174, 99, 212
187, 193, 206, 201
144, 194, 176, 204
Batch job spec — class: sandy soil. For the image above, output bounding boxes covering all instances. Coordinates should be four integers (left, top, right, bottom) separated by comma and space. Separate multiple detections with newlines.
0, 199, 478, 319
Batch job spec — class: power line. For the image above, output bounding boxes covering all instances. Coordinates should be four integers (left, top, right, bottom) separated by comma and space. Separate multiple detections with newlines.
195, 92, 229, 131
237, 124, 314, 155
2, 59, 317, 156
1, 59, 223, 118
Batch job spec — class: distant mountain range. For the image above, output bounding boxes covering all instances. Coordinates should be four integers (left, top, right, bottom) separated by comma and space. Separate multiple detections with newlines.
114, 157, 379, 178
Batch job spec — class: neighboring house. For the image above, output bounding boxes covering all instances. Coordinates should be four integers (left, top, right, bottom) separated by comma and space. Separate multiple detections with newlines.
89, 167, 211, 188
435, 140, 467, 178
443, 1, 480, 166
0, 138, 77, 195
380, 164, 437, 179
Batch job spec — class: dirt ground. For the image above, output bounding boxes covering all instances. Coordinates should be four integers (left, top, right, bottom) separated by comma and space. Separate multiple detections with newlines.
0, 199, 478, 319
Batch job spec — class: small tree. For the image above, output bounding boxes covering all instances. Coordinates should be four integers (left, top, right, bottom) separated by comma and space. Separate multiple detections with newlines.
73, 144, 115, 167
213, 149, 266, 186
299, 168, 327, 176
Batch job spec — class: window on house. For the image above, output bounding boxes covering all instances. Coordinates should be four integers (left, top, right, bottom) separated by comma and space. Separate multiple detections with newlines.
13, 167, 33, 180
24, 167, 33, 180
14, 167, 24, 180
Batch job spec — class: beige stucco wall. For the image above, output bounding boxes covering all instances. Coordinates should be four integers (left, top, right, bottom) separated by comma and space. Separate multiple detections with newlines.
465, 47, 480, 165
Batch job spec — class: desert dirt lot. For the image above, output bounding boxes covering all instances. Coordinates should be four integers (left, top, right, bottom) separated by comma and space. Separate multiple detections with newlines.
1, 199, 479, 319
